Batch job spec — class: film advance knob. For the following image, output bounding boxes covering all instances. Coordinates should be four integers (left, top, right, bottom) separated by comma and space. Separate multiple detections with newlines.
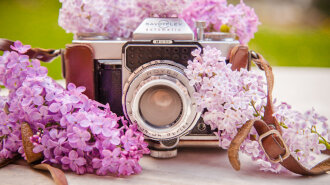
195, 20, 206, 41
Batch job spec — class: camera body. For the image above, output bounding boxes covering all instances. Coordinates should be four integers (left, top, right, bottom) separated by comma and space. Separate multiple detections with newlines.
71, 18, 239, 158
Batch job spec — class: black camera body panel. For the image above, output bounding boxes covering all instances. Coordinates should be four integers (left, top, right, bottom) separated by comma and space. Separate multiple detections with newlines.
94, 61, 123, 116
122, 41, 202, 71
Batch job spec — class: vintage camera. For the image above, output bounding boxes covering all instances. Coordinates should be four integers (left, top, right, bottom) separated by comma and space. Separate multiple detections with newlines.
71, 18, 239, 158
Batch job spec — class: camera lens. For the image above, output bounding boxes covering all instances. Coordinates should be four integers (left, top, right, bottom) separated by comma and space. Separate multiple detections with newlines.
139, 85, 182, 127
123, 60, 201, 140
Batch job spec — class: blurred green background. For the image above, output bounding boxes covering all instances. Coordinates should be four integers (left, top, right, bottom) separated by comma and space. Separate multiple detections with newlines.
0, 0, 329, 79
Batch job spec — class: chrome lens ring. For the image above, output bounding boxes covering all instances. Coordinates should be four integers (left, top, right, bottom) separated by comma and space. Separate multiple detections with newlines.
122, 60, 201, 140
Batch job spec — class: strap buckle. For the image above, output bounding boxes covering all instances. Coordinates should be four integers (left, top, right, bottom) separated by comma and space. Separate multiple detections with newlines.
258, 130, 290, 163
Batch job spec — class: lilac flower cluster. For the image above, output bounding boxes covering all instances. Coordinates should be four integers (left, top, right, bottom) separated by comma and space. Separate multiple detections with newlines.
58, 0, 146, 38
0, 96, 22, 160
180, 0, 260, 44
273, 103, 329, 169
0, 42, 32, 160
185, 46, 267, 153
58, 0, 193, 37
0, 41, 149, 176
136, 0, 192, 17
185, 46, 329, 173
58, 0, 259, 44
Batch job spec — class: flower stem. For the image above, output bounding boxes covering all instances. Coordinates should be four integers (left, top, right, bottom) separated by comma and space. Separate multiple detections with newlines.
311, 126, 330, 150
0, 134, 8, 141
250, 101, 260, 117
279, 122, 288, 129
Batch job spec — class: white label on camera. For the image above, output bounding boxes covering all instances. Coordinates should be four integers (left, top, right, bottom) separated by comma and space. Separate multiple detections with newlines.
153, 40, 173, 44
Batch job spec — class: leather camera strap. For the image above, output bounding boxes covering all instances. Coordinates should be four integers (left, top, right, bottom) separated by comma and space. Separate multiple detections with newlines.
228, 51, 330, 175
229, 45, 250, 71
0, 38, 61, 62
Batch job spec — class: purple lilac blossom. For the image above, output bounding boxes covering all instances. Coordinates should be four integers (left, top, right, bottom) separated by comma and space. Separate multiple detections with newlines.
10, 41, 31, 54
0, 41, 149, 176
180, 0, 260, 44
58, 0, 259, 44
180, 0, 228, 33
58, 0, 192, 37
185, 46, 329, 173
136, 0, 192, 17
58, 0, 147, 38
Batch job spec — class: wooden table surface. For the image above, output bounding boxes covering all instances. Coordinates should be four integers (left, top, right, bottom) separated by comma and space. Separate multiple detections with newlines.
0, 67, 329, 185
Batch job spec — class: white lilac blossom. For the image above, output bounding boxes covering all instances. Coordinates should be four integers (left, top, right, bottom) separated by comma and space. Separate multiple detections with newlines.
185, 46, 329, 173
0, 41, 149, 176
180, 0, 260, 44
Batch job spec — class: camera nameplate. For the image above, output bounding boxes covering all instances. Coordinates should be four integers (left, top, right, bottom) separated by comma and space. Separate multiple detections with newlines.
133, 18, 194, 40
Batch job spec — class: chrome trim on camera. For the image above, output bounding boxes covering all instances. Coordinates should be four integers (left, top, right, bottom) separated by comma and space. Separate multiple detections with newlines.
72, 39, 238, 60
72, 40, 127, 59
181, 135, 219, 140
75, 33, 111, 40
150, 149, 177, 158
199, 40, 239, 57
177, 140, 219, 147
97, 59, 122, 65
204, 32, 236, 41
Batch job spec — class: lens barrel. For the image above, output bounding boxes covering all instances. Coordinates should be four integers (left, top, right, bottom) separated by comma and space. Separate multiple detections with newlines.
122, 60, 200, 140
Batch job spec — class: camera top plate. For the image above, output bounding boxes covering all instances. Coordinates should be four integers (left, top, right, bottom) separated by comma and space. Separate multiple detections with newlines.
133, 18, 194, 40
